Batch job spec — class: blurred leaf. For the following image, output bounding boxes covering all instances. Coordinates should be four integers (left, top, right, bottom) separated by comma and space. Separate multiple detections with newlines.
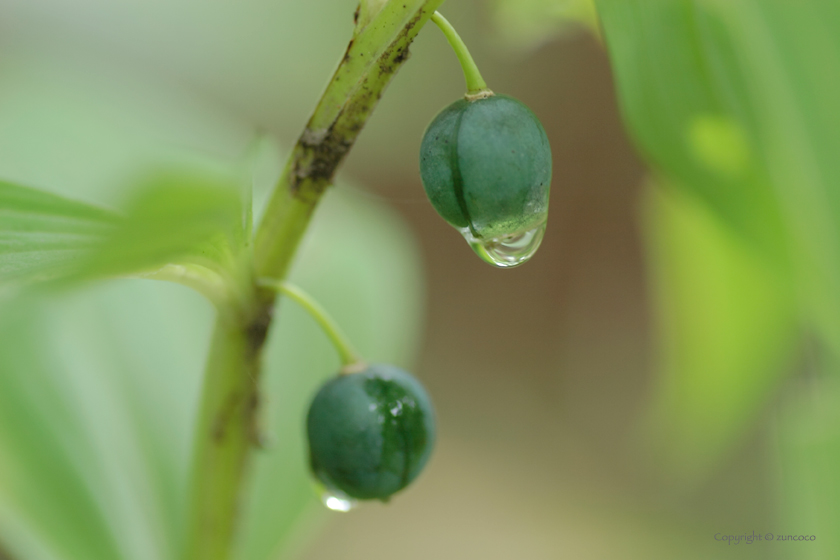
0, 180, 119, 285
719, 0, 840, 366
0, 300, 128, 560
80, 168, 245, 282
596, 0, 789, 253
491, 0, 599, 51
777, 377, 840, 559
596, 0, 840, 478
0, 185, 424, 560
1, 167, 245, 298
642, 181, 797, 480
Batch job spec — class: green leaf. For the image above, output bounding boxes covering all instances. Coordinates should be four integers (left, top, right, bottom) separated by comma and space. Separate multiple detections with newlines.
642, 182, 797, 481
596, 0, 840, 478
720, 0, 840, 364
777, 378, 840, 558
80, 167, 245, 282
596, 0, 788, 253
0, 289, 208, 560
0, 302, 120, 560
0, 180, 119, 285
0, 167, 245, 302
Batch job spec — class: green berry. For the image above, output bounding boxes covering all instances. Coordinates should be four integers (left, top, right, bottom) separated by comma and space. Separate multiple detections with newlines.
306, 364, 436, 501
419, 94, 552, 241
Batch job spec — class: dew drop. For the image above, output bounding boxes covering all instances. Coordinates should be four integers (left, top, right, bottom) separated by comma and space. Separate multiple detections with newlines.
460, 222, 547, 268
321, 490, 357, 512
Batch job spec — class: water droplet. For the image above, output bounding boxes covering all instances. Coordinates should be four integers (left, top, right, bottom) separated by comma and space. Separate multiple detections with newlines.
460, 222, 547, 268
321, 490, 357, 512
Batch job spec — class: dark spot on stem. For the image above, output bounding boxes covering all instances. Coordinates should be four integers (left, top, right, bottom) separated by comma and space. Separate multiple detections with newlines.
245, 303, 273, 358
212, 393, 240, 443
393, 46, 410, 65
288, 8, 425, 204
343, 38, 355, 63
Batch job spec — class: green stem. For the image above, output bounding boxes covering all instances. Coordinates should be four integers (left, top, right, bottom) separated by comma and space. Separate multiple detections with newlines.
184, 309, 265, 560
260, 280, 362, 368
430, 11, 491, 96
254, 1, 445, 280
184, 2, 446, 559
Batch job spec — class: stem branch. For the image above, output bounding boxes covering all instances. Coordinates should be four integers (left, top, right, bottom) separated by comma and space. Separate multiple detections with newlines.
260, 280, 362, 368
430, 11, 491, 96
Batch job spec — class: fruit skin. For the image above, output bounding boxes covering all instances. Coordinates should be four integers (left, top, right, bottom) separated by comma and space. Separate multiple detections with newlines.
306, 364, 436, 501
419, 94, 552, 239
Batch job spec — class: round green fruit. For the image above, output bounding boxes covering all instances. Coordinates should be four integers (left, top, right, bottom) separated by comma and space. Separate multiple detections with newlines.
306, 364, 436, 501
419, 94, 552, 241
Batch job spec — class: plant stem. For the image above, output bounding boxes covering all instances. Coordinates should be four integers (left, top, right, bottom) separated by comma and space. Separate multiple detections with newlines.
260, 280, 362, 368
430, 11, 491, 97
183, 1, 446, 558
184, 308, 266, 560
254, 1, 442, 280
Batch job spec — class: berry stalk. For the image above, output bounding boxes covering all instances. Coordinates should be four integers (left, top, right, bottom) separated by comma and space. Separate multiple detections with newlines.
430, 11, 493, 98
260, 280, 362, 369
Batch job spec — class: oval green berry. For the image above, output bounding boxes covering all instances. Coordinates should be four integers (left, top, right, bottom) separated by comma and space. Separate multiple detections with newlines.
306, 364, 436, 501
419, 94, 552, 241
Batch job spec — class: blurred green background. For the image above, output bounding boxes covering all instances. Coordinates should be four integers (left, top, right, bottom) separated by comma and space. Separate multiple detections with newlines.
0, 0, 838, 558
